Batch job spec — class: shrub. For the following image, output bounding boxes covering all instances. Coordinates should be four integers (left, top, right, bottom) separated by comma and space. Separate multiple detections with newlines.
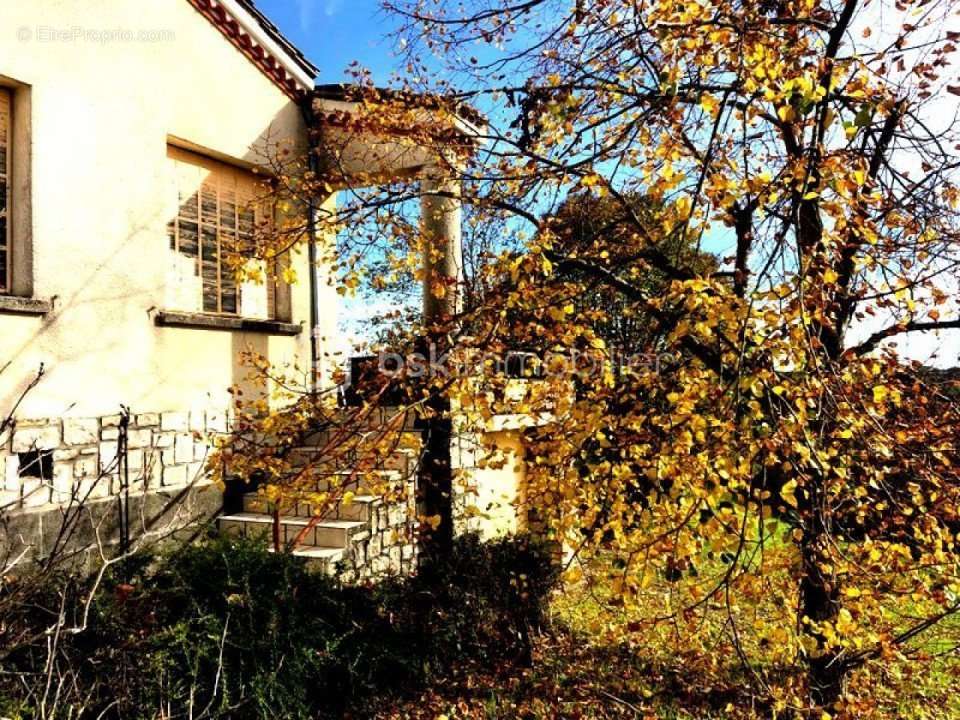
399, 534, 557, 669
0, 533, 556, 719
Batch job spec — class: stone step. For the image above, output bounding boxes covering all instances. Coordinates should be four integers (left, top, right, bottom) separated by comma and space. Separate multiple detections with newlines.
300, 412, 421, 446
383, 448, 420, 474
243, 491, 380, 521
289, 445, 420, 477
253, 468, 401, 494
338, 406, 421, 430
268, 545, 344, 575
218, 513, 368, 548
289, 444, 422, 475
306, 468, 403, 493
332, 495, 381, 521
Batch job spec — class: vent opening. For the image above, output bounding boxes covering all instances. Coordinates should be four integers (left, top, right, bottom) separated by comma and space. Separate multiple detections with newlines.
18, 449, 53, 480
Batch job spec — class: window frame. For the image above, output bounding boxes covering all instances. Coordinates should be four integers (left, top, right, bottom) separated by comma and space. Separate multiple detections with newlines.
166, 146, 278, 318
0, 77, 37, 305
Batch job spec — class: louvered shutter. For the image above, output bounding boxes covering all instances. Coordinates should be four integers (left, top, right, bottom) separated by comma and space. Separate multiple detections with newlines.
0, 89, 10, 292
166, 146, 275, 318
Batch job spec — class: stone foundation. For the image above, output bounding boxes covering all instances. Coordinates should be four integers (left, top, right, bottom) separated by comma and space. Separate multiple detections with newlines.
2, 410, 227, 509
1, 410, 514, 582
1, 410, 227, 567
0, 482, 222, 573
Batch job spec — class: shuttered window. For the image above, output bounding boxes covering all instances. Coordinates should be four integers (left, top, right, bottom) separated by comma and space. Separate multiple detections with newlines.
0, 89, 10, 293
166, 146, 275, 317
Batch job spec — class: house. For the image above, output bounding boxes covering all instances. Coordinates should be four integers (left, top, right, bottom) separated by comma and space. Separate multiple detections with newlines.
0, 0, 524, 571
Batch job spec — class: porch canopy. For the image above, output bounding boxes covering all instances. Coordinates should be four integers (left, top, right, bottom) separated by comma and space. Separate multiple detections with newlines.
306, 84, 484, 322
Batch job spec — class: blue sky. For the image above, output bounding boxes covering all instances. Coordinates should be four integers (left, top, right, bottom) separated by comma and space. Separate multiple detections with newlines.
254, 1, 410, 353
256, 0, 402, 85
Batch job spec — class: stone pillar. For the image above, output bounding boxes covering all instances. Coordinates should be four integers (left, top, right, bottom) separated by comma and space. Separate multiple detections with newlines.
420, 175, 463, 323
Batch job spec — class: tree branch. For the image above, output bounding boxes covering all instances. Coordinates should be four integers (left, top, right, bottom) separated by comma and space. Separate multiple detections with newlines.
849, 319, 960, 356
544, 250, 725, 370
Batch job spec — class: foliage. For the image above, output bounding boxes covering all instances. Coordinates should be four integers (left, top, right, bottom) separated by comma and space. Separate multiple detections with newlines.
361, 0, 960, 714
213, 0, 960, 713
0, 533, 556, 719
546, 191, 718, 354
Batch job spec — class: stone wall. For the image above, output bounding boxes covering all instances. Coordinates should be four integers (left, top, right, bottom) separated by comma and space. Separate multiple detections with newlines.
340, 480, 419, 582
0, 411, 226, 567
0, 412, 524, 581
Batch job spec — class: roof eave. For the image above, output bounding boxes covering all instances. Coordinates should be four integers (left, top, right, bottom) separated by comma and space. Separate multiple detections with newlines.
312, 84, 487, 134
187, 0, 318, 99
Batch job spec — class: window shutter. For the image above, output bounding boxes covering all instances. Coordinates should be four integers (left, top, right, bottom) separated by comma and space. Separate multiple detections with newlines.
0, 88, 10, 292
266, 257, 277, 319
166, 146, 275, 318
262, 202, 278, 320
219, 187, 239, 314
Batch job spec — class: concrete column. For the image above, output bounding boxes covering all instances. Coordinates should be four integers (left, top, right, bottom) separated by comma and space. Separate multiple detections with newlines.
418, 174, 463, 557
420, 175, 463, 323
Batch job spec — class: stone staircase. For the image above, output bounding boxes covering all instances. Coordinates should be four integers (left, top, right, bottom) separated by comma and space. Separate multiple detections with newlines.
217, 408, 422, 578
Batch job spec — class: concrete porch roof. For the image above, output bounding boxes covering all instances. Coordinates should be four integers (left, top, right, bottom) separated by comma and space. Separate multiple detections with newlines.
307, 84, 484, 184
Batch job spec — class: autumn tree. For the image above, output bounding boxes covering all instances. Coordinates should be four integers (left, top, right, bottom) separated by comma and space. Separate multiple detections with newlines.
372, 0, 960, 713
214, 0, 960, 713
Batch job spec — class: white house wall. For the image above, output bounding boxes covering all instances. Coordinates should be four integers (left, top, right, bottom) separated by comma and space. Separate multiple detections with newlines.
0, 0, 332, 524
0, 0, 320, 419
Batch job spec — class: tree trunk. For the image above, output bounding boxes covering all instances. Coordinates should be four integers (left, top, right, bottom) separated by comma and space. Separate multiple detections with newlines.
420, 399, 455, 562
800, 498, 845, 709
416, 331, 455, 568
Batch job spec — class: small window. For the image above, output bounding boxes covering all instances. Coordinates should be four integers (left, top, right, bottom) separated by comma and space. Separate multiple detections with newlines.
0, 88, 10, 293
18, 449, 53, 480
166, 146, 276, 317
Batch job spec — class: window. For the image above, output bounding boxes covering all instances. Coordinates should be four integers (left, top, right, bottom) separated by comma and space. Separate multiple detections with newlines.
166, 146, 275, 317
1, 88, 10, 293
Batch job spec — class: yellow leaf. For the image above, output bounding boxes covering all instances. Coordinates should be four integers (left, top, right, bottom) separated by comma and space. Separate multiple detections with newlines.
781, 479, 799, 508
701, 93, 720, 116
836, 608, 855, 634
872, 385, 888, 404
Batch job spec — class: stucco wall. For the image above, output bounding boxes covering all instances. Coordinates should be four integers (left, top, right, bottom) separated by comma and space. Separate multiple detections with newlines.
453, 429, 527, 540
0, 0, 323, 421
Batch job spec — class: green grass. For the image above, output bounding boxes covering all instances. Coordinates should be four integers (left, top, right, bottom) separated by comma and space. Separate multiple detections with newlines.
379, 553, 960, 720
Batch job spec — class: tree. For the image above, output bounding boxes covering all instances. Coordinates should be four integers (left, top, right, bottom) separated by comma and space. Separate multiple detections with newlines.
547, 191, 718, 354
369, 0, 960, 713
215, 0, 960, 711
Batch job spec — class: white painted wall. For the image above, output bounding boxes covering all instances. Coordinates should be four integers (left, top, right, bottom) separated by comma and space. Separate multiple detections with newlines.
0, 0, 325, 420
